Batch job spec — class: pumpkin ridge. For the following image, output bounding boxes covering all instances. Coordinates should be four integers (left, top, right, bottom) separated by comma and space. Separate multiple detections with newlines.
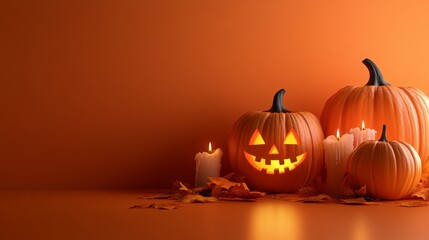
397, 142, 413, 197
401, 142, 423, 195
369, 142, 379, 196
397, 87, 420, 145
386, 141, 398, 198
401, 87, 429, 156
296, 112, 316, 182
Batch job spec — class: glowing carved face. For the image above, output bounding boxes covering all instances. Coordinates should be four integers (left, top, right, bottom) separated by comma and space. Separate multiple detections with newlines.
243, 129, 307, 174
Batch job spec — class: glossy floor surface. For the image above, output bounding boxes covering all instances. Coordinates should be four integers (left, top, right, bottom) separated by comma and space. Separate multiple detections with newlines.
0, 190, 428, 240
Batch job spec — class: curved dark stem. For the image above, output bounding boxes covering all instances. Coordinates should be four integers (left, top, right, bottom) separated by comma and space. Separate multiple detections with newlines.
266, 89, 291, 113
363, 58, 390, 86
378, 124, 388, 142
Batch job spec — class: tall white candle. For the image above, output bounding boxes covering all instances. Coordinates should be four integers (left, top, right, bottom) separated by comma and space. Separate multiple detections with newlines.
195, 142, 222, 187
323, 129, 354, 197
349, 120, 377, 148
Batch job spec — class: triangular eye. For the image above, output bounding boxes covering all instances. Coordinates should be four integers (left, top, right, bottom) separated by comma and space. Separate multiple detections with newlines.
249, 129, 265, 145
284, 129, 300, 145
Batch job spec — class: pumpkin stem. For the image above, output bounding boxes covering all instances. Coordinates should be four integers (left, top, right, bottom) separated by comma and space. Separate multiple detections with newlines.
378, 124, 388, 142
363, 58, 390, 86
267, 89, 291, 113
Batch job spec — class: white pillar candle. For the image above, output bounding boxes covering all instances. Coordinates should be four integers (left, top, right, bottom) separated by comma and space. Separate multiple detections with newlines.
323, 129, 354, 197
195, 142, 222, 187
349, 120, 377, 148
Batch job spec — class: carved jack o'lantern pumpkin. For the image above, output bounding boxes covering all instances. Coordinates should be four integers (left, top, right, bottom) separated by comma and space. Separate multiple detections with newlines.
228, 89, 325, 193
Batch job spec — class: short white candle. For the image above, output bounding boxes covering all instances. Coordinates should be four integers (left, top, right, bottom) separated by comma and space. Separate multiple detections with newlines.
323, 129, 354, 197
349, 120, 377, 148
195, 142, 222, 187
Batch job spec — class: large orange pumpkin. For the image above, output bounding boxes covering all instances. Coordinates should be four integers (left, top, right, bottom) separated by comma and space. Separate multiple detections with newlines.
228, 89, 324, 193
345, 125, 422, 200
320, 58, 429, 182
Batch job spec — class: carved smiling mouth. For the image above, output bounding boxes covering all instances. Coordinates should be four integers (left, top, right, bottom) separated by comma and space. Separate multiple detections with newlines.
244, 151, 307, 174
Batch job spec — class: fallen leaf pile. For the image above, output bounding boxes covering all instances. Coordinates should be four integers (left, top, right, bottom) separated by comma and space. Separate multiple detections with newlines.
131, 173, 429, 210
208, 177, 266, 200
131, 173, 265, 210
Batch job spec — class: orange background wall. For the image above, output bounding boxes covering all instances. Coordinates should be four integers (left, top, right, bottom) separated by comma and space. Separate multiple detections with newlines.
1, 0, 429, 189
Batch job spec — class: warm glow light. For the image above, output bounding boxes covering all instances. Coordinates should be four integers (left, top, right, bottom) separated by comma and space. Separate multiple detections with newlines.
249, 202, 302, 240
362, 120, 365, 130
268, 145, 279, 154
249, 129, 265, 145
352, 214, 370, 240
336, 129, 340, 140
244, 151, 307, 174
284, 129, 299, 145
208, 142, 212, 153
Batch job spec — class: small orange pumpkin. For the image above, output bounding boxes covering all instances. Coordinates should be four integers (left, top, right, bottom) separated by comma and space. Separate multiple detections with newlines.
345, 125, 422, 200
228, 89, 324, 193
320, 58, 429, 183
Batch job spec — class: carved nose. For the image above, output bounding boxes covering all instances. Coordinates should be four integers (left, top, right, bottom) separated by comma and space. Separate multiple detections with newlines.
269, 145, 279, 154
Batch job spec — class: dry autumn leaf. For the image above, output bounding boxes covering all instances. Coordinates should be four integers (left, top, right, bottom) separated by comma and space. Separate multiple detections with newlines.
297, 186, 319, 197
338, 197, 380, 205
222, 185, 265, 199
354, 186, 367, 196
341, 184, 367, 199
140, 193, 180, 200
222, 172, 247, 183
398, 201, 429, 207
179, 182, 189, 191
130, 203, 179, 210
182, 194, 218, 203
411, 188, 429, 200
171, 180, 193, 195
207, 177, 266, 200
269, 193, 300, 201
299, 194, 332, 203
208, 177, 241, 190
340, 173, 367, 198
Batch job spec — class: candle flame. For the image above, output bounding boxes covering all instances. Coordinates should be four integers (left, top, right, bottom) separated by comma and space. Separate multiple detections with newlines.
362, 120, 365, 130
336, 129, 340, 140
209, 142, 212, 153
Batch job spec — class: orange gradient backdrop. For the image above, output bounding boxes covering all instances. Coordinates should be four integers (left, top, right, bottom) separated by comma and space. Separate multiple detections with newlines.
1, 0, 429, 188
